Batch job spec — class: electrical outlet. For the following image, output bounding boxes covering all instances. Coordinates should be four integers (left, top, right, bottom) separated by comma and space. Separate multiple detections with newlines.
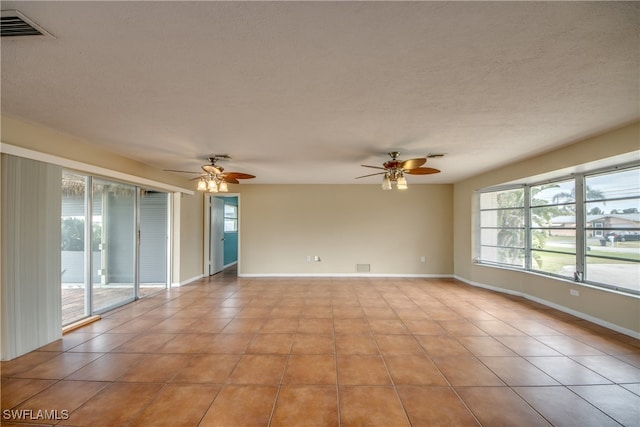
421, 256, 426, 263
570, 289, 580, 296
314, 256, 321, 262
306, 256, 311, 262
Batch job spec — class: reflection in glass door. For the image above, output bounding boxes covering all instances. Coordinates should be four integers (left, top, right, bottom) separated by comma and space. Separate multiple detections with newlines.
91, 179, 136, 313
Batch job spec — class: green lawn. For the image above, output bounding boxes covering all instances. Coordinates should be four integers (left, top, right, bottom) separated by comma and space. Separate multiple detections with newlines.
531, 251, 575, 275
586, 249, 640, 261
532, 248, 639, 276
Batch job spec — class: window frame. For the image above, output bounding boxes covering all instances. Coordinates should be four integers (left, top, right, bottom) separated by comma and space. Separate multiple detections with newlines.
477, 185, 527, 269
223, 202, 238, 233
476, 162, 640, 296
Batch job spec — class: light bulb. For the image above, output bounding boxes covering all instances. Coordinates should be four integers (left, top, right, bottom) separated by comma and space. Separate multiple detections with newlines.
218, 181, 228, 192
207, 180, 218, 193
397, 175, 408, 190
197, 178, 207, 191
382, 175, 392, 191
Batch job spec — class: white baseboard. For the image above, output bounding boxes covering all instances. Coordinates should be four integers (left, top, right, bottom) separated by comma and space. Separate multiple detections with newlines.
454, 275, 640, 340
172, 274, 204, 287
238, 273, 454, 278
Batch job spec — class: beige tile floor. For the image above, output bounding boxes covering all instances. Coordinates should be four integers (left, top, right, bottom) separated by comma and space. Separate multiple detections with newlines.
2, 271, 639, 426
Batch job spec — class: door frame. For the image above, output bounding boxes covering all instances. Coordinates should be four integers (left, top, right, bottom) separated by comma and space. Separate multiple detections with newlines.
210, 197, 225, 275
203, 193, 240, 276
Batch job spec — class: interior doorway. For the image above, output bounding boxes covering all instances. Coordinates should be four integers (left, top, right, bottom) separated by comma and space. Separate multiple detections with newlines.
208, 195, 239, 276
210, 197, 225, 275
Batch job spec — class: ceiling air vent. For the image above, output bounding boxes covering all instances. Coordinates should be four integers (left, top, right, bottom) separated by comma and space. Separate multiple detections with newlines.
1, 10, 54, 38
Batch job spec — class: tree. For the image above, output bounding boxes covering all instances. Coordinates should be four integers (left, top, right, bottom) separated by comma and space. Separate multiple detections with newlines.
552, 185, 605, 206
494, 184, 578, 268
61, 218, 84, 251
494, 188, 544, 268
61, 218, 101, 251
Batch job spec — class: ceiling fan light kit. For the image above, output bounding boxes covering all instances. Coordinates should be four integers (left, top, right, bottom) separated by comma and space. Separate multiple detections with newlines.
382, 171, 408, 191
357, 152, 442, 190
201, 173, 230, 193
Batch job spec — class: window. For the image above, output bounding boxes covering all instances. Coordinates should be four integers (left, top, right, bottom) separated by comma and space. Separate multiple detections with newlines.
593, 222, 604, 237
478, 188, 525, 268
224, 203, 238, 232
477, 164, 640, 295
584, 167, 640, 292
530, 179, 576, 278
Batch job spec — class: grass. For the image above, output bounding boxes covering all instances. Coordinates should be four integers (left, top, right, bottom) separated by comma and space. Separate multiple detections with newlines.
531, 251, 574, 275
586, 249, 640, 261
496, 235, 639, 274
542, 235, 640, 261
533, 247, 639, 275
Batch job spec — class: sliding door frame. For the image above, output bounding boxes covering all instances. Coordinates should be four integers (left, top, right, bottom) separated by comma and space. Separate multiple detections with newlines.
63, 171, 171, 321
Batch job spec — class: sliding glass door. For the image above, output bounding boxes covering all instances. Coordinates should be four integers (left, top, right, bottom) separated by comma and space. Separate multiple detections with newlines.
91, 179, 136, 313
61, 173, 170, 324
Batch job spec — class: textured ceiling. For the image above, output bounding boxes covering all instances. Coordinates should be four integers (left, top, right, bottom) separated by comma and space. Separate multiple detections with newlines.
1, 1, 638, 184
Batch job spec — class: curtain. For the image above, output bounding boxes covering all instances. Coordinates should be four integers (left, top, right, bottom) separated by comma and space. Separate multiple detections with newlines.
1, 154, 62, 360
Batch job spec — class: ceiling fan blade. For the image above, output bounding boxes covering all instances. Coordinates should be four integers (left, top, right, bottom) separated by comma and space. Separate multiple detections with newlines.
223, 177, 240, 184
361, 165, 387, 170
405, 167, 441, 175
223, 172, 256, 180
400, 158, 427, 170
164, 169, 199, 174
355, 172, 386, 179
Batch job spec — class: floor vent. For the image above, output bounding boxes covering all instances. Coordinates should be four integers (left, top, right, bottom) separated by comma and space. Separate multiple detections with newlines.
356, 264, 371, 273
1, 10, 54, 38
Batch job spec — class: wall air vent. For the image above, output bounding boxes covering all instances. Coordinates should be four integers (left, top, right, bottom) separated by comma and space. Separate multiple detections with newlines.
356, 264, 371, 273
1, 10, 54, 38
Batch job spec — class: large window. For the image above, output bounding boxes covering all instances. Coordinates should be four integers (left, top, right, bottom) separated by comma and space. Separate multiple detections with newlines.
477, 164, 640, 295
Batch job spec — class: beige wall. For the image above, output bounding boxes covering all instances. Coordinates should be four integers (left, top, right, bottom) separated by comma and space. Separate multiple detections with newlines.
453, 122, 640, 334
237, 184, 453, 276
179, 192, 205, 282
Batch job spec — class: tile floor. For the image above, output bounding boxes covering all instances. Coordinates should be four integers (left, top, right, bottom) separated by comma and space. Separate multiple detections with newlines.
2, 273, 639, 426
62, 284, 166, 325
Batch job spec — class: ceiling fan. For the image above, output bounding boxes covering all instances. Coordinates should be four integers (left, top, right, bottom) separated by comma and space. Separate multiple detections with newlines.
356, 152, 442, 190
166, 155, 255, 193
